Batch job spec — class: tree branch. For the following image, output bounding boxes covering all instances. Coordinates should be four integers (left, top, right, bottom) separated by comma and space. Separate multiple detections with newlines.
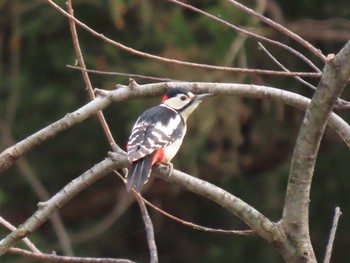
224, 0, 326, 62
67, 65, 177, 82
154, 165, 296, 259
45, 0, 319, 77
0, 152, 128, 256
134, 192, 158, 263
169, 0, 321, 73
1, 82, 349, 174
258, 42, 317, 90
282, 41, 350, 262
1, 97, 74, 256
8, 247, 134, 263
66, 0, 120, 152
0, 216, 42, 254
323, 207, 342, 263
0, 151, 281, 258
139, 193, 253, 235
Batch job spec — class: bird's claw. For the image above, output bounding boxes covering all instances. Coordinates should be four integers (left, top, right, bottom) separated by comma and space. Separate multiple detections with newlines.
164, 162, 173, 178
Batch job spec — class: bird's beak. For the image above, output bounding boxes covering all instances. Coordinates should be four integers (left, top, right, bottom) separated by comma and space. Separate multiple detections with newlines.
193, 93, 214, 101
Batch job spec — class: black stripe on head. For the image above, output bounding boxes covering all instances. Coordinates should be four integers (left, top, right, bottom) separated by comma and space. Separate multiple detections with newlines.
166, 88, 189, 99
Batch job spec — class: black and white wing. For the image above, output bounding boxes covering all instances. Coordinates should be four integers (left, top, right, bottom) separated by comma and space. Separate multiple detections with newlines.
127, 105, 185, 162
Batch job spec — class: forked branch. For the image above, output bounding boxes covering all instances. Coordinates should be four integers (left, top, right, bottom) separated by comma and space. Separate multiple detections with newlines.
1, 82, 349, 174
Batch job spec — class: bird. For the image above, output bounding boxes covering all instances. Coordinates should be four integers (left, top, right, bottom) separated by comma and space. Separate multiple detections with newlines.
125, 87, 213, 192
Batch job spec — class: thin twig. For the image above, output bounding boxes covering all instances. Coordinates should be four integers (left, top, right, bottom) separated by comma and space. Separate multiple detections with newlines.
323, 207, 342, 263
335, 99, 350, 110
169, 0, 322, 73
258, 42, 317, 90
8, 247, 134, 263
6, 0, 21, 135
66, 65, 177, 82
225, 0, 326, 62
46, 0, 320, 78
134, 192, 158, 263
17, 159, 75, 256
66, 0, 120, 152
223, 0, 267, 67
0, 217, 42, 254
113, 171, 252, 236
139, 193, 253, 235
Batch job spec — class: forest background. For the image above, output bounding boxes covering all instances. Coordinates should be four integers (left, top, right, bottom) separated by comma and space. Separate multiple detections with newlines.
0, 0, 350, 262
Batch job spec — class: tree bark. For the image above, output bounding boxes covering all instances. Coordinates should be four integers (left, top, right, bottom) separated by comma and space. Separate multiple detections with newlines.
282, 41, 350, 262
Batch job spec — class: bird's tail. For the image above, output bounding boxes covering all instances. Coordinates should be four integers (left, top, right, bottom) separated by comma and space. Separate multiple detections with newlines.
126, 154, 154, 192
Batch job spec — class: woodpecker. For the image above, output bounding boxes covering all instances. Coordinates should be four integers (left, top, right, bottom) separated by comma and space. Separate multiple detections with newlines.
126, 88, 213, 192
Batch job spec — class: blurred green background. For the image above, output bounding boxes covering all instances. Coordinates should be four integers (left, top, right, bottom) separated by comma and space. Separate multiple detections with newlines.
0, 0, 350, 262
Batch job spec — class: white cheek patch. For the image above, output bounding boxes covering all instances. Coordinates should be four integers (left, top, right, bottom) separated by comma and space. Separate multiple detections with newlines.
165, 97, 188, 110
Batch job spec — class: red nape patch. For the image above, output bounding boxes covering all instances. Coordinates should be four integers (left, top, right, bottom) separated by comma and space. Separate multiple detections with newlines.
152, 149, 165, 165
161, 95, 169, 103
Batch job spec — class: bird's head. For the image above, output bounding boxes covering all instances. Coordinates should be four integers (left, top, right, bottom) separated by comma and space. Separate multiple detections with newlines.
161, 88, 213, 120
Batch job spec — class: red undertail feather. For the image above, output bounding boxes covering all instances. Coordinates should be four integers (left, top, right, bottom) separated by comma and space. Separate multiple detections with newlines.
152, 148, 165, 165
126, 149, 166, 192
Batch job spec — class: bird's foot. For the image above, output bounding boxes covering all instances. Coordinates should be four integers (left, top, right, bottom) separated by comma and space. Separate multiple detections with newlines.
163, 162, 173, 178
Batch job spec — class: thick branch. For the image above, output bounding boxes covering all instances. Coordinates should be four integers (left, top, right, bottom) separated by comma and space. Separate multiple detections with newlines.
1, 82, 349, 174
0, 152, 128, 256
154, 165, 295, 260
0, 216, 41, 254
0, 94, 112, 173
0, 151, 287, 258
282, 41, 350, 262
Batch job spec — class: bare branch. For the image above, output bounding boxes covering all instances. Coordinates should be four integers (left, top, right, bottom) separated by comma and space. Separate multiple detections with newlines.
153, 165, 295, 260
225, 0, 326, 62
46, 0, 319, 77
335, 98, 350, 110
8, 247, 134, 263
0, 152, 128, 256
258, 42, 317, 90
6, 0, 21, 130
1, 114, 74, 255
0, 216, 42, 254
323, 207, 342, 263
223, 0, 267, 66
0, 93, 114, 173
169, 0, 322, 73
134, 192, 158, 263
1, 82, 350, 174
67, 65, 177, 82
0, 151, 266, 258
66, 0, 120, 153
282, 40, 350, 262
16, 159, 74, 256
138, 193, 253, 235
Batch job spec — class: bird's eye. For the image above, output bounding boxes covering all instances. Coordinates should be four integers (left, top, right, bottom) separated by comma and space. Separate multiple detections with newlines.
180, 95, 187, 101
